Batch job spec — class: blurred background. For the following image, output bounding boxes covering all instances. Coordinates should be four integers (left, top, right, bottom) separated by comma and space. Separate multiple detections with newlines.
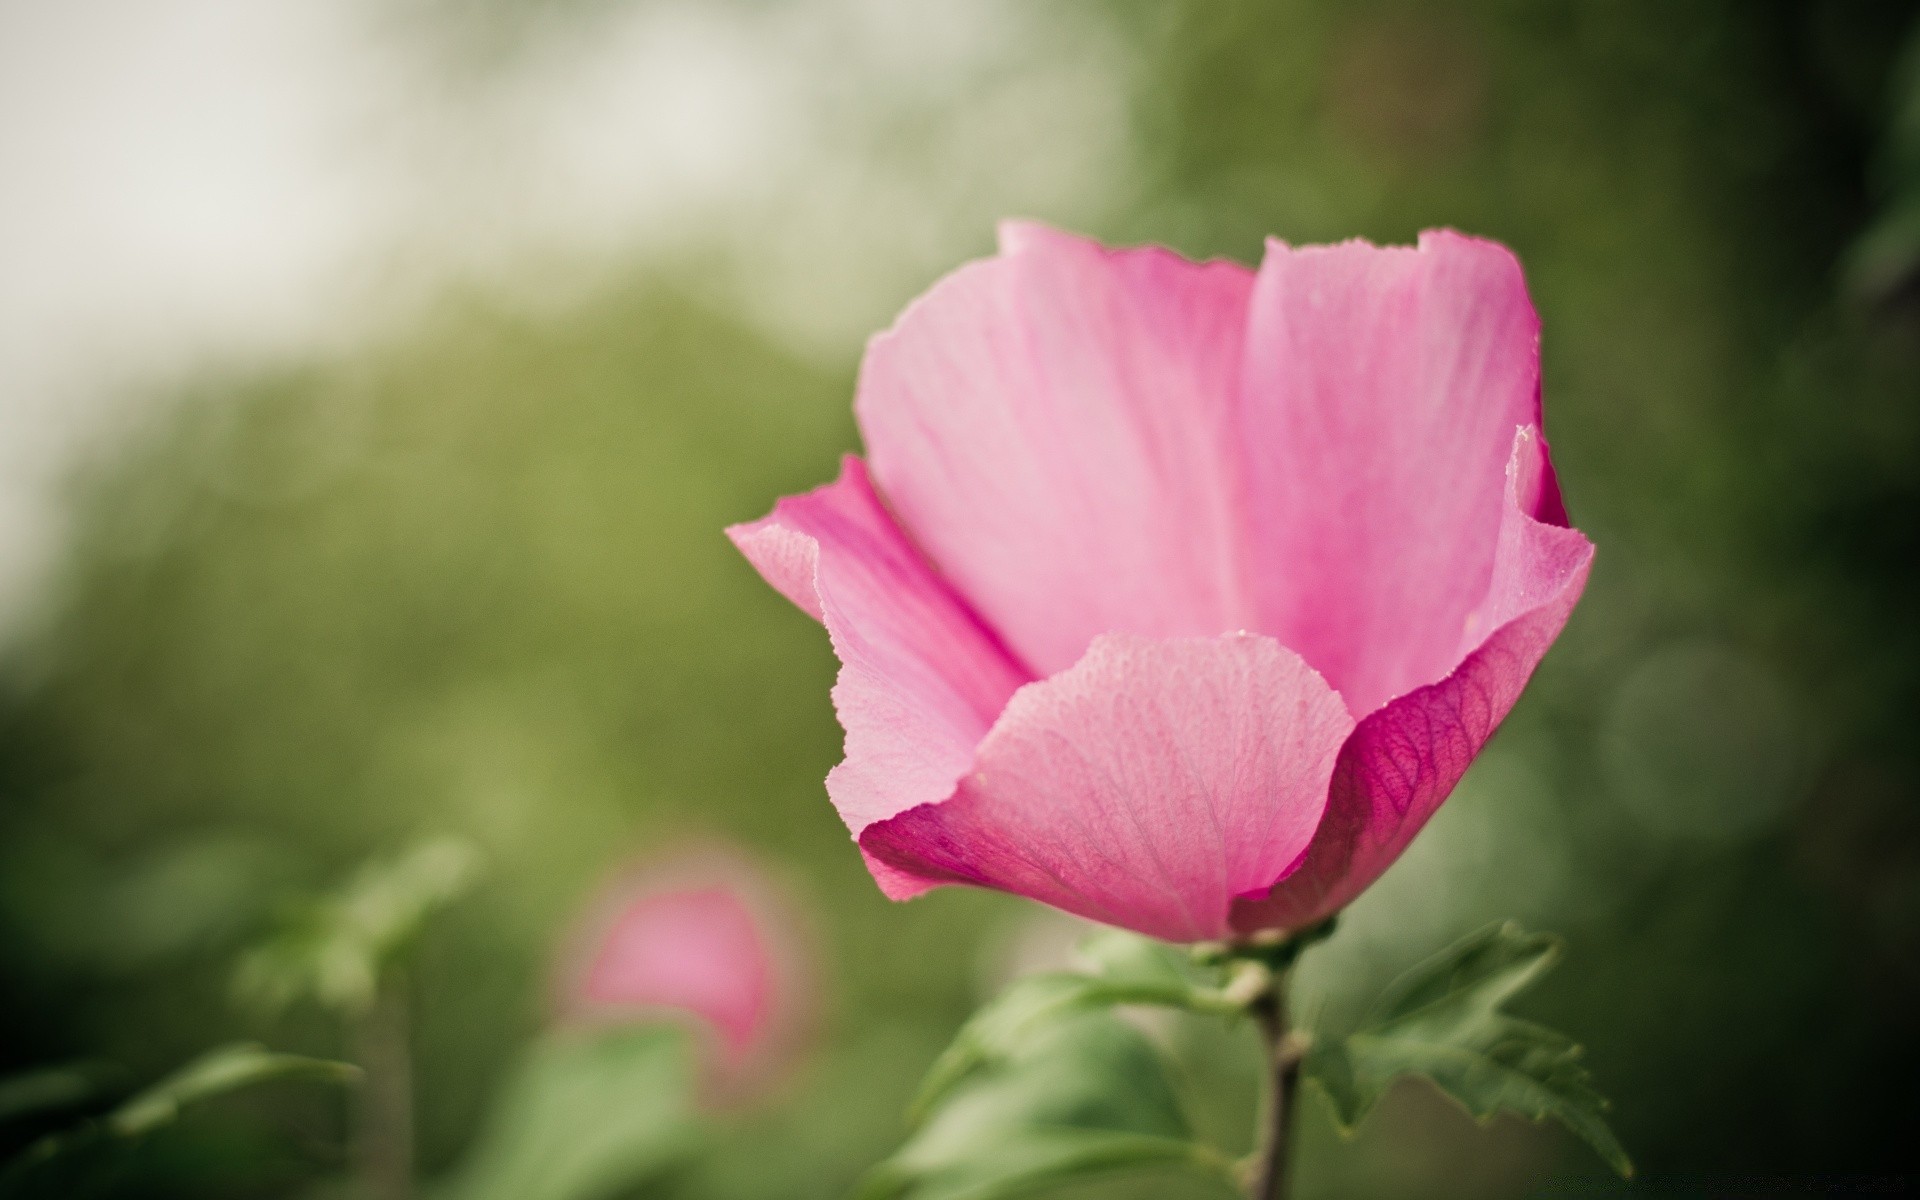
3, 0, 1918, 1196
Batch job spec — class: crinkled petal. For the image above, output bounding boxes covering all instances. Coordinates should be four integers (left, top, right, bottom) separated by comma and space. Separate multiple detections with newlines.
860, 633, 1355, 943
726, 457, 1029, 894
856, 221, 1258, 680
1238, 230, 1560, 716
1229, 428, 1592, 933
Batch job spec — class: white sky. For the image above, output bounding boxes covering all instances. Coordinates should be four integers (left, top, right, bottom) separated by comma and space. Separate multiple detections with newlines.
0, 0, 1134, 629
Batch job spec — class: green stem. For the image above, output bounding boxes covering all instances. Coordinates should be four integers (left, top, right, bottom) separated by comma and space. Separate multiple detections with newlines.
1245, 969, 1301, 1200
1201, 920, 1332, 1200
353, 970, 413, 1200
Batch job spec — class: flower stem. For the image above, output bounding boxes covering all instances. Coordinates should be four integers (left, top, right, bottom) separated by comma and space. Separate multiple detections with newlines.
1246, 971, 1302, 1200
1202, 921, 1332, 1200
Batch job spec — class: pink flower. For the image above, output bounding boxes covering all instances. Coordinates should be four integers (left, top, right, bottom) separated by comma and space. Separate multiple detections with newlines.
555, 846, 809, 1097
729, 223, 1592, 943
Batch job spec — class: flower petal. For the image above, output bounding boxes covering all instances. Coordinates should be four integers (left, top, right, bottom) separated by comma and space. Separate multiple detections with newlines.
1239, 230, 1559, 716
726, 458, 1029, 873
1229, 428, 1593, 934
857, 221, 1258, 679
860, 633, 1355, 943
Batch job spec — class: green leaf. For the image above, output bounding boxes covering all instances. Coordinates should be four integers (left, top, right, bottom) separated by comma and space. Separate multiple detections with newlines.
1304, 922, 1632, 1178
107, 1043, 361, 1137
0, 1045, 357, 1192
0, 1065, 109, 1125
1072, 927, 1203, 990
908, 973, 1192, 1124
862, 1012, 1237, 1200
910, 930, 1232, 1124
234, 836, 482, 1016
1848, 18, 1920, 305
435, 1025, 700, 1200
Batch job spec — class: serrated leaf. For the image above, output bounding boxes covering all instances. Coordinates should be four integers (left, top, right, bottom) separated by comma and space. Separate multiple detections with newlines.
863, 1012, 1236, 1200
1305, 922, 1632, 1178
435, 1025, 699, 1200
1368, 921, 1560, 1029
107, 1043, 360, 1136
234, 836, 481, 1017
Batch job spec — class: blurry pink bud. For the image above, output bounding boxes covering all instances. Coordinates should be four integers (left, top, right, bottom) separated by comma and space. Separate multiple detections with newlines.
556, 844, 810, 1101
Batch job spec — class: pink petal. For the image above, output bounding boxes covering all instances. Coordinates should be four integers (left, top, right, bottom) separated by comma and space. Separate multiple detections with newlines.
726, 458, 1029, 888
1238, 230, 1559, 717
860, 633, 1356, 943
856, 221, 1258, 680
1229, 428, 1593, 934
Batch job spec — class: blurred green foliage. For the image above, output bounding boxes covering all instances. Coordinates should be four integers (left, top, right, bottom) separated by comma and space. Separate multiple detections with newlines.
437, 1026, 698, 1200
0, 1045, 358, 1199
235, 838, 481, 1019
4, 0, 1920, 1197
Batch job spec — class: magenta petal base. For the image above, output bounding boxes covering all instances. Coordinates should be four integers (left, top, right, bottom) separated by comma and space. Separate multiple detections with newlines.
863, 633, 1353, 943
